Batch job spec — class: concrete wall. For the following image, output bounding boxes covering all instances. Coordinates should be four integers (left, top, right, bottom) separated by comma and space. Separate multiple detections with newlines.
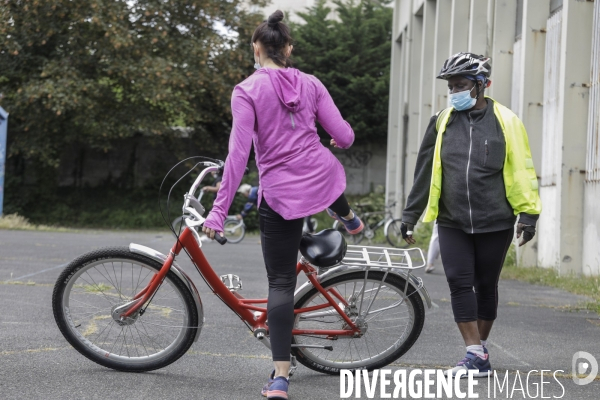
388, 0, 599, 275
333, 143, 387, 195
57, 138, 385, 195
244, 0, 342, 23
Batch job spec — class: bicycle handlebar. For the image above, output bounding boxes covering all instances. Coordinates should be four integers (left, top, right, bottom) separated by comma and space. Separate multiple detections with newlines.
185, 162, 222, 209
181, 159, 233, 245
215, 234, 228, 245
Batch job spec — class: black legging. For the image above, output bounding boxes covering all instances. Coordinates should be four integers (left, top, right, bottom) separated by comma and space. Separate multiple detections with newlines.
437, 226, 513, 323
259, 193, 350, 361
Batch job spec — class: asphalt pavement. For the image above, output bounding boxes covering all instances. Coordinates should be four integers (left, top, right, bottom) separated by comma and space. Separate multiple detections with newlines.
0, 229, 598, 399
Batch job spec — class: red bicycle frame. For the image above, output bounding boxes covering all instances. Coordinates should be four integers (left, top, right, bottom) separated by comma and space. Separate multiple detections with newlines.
121, 227, 361, 337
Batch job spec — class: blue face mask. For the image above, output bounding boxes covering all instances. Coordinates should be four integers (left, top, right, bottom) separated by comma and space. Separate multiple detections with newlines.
448, 85, 476, 111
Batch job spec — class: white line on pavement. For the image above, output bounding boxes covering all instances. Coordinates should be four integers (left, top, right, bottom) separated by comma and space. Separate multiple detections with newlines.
489, 339, 531, 367
7, 263, 68, 282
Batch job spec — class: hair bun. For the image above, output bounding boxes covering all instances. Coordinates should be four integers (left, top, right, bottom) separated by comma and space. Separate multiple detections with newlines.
267, 10, 284, 27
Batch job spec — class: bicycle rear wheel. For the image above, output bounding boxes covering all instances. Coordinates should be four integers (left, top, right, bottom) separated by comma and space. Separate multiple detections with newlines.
385, 218, 409, 248
52, 247, 199, 372
223, 218, 245, 243
291, 271, 425, 374
333, 220, 364, 245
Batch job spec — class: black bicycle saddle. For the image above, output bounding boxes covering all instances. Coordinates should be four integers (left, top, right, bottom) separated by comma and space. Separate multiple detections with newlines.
299, 229, 347, 268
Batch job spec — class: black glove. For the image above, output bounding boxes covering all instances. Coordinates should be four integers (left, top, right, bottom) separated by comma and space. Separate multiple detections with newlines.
516, 223, 535, 246
400, 222, 416, 244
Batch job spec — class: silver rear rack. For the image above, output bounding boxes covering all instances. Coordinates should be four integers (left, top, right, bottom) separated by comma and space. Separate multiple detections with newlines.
342, 245, 426, 270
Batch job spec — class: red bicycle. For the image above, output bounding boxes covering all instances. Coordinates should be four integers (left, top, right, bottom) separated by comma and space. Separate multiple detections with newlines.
52, 160, 431, 374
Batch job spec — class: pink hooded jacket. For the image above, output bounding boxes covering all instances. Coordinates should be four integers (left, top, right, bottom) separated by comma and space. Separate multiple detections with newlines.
203, 67, 354, 233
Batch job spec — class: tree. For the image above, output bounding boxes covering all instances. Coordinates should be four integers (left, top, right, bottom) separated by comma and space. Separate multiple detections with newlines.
0, 0, 266, 168
291, 0, 392, 144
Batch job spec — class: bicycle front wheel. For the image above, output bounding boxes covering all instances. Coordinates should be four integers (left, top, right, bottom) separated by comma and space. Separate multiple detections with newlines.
291, 271, 425, 374
223, 218, 245, 243
52, 247, 199, 372
385, 218, 409, 248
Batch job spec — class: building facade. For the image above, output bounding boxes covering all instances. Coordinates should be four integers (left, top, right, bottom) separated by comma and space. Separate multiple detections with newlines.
387, 0, 600, 275
245, 0, 338, 23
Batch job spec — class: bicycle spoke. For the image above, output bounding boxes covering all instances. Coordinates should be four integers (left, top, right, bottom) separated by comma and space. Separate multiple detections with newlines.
59, 253, 195, 367
132, 323, 150, 357
293, 272, 421, 371
80, 273, 116, 307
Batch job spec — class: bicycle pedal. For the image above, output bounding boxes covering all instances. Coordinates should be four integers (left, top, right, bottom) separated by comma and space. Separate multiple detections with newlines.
220, 274, 242, 291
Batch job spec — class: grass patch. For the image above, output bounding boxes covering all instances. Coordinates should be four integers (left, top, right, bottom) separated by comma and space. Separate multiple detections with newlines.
0, 213, 71, 232
501, 261, 600, 314
1, 279, 39, 286
81, 283, 113, 293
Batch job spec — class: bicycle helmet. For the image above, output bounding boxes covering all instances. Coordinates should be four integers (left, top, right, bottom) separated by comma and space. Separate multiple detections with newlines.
237, 184, 252, 194
437, 52, 492, 81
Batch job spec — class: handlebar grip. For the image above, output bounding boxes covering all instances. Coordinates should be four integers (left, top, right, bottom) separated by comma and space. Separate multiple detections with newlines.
215, 233, 228, 245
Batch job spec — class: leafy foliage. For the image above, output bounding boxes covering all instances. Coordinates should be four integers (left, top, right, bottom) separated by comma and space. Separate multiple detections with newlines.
291, 0, 392, 144
0, 0, 266, 167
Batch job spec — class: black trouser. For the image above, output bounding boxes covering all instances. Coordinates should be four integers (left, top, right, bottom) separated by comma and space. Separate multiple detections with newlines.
259, 194, 350, 361
438, 226, 513, 323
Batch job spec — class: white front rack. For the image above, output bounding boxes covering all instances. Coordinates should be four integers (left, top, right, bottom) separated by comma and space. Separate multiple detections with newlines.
342, 245, 426, 270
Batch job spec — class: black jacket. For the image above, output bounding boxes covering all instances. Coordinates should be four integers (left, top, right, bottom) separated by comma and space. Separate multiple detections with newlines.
402, 100, 539, 233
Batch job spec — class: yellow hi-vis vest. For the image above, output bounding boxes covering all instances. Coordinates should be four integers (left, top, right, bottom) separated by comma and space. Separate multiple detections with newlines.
422, 97, 542, 223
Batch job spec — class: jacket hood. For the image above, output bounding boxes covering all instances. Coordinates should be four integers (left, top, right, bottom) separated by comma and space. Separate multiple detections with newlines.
262, 68, 303, 113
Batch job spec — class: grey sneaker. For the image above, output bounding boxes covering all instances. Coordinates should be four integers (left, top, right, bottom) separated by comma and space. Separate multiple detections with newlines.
445, 352, 492, 378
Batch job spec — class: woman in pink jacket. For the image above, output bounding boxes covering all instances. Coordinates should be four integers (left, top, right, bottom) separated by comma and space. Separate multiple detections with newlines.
202, 10, 361, 400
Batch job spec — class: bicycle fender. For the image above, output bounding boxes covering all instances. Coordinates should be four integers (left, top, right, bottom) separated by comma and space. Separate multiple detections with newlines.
129, 243, 205, 341
293, 264, 432, 310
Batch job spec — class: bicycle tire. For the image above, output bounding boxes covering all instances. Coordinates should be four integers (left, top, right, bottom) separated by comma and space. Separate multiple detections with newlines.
291, 271, 424, 374
172, 216, 185, 233
52, 247, 199, 372
332, 220, 364, 245
223, 218, 245, 244
385, 218, 409, 248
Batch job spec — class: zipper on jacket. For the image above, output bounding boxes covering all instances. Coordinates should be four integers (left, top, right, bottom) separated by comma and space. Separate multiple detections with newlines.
484, 139, 489, 167
289, 112, 295, 129
466, 116, 475, 233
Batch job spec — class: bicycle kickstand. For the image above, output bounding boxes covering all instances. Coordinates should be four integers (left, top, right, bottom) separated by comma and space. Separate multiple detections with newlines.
289, 355, 297, 377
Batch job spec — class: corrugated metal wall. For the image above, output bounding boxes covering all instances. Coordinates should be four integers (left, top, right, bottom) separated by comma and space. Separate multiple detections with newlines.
538, 10, 563, 269
582, 1, 600, 276
586, 2, 600, 184
541, 11, 563, 188
511, 39, 522, 115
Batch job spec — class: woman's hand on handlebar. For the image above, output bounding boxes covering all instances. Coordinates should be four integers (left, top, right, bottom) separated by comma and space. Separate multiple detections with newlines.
202, 226, 223, 240
330, 139, 339, 148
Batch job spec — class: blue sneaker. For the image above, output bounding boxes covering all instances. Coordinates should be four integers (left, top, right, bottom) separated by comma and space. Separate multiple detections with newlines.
261, 370, 275, 397
266, 376, 289, 400
326, 208, 364, 235
446, 352, 491, 378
